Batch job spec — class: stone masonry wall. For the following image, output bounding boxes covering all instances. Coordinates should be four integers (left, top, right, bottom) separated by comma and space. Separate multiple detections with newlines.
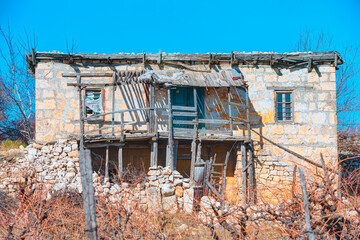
0, 140, 194, 214
34, 60, 338, 201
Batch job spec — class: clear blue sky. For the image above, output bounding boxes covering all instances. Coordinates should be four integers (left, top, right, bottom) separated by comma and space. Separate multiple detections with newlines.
1, 0, 360, 126
1, 0, 359, 54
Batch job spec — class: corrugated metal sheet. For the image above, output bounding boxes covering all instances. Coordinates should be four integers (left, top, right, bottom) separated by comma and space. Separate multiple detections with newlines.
138, 70, 244, 87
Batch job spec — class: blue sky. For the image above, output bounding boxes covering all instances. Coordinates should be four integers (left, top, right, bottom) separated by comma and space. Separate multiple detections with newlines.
1, 0, 359, 54
1, 0, 360, 126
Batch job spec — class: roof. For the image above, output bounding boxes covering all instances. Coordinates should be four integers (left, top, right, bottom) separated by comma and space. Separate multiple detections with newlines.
27, 51, 343, 74
137, 69, 243, 87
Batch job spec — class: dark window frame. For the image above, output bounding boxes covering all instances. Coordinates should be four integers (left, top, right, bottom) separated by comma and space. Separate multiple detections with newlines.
275, 91, 294, 123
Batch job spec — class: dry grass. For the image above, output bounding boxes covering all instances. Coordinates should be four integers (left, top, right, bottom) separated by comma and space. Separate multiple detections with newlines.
0, 140, 25, 151
0, 157, 359, 239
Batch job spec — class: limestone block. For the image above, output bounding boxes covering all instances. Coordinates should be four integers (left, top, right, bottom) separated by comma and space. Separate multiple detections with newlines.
183, 188, 194, 213
161, 183, 174, 196
146, 187, 162, 212
175, 186, 184, 197
162, 195, 177, 214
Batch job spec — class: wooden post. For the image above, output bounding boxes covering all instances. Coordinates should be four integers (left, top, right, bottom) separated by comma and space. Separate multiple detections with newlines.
118, 146, 123, 174
167, 87, 174, 170
190, 88, 198, 179
228, 87, 233, 136
299, 167, 315, 240
77, 74, 98, 239
196, 140, 202, 162
120, 112, 124, 142
150, 139, 158, 167
104, 146, 109, 183
112, 73, 116, 136
149, 83, 155, 133
221, 151, 231, 195
248, 144, 255, 203
174, 140, 179, 169
241, 143, 248, 204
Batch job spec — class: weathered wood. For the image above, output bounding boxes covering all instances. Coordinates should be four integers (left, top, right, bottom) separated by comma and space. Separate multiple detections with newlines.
118, 146, 123, 174
85, 142, 125, 148
172, 111, 198, 117
171, 105, 196, 111
298, 167, 315, 240
229, 101, 249, 109
104, 146, 109, 182
241, 144, 248, 204
174, 140, 179, 169
190, 87, 198, 179
248, 144, 256, 203
149, 83, 155, 133
198, 129, 232, 135
120, 112, 124, 142
167, 88, 174, 170
196, 141, 202, 162
34, 52, 343, 67
77, 74, 98, 239
80, 149, 98, 240
112, 73, 116, 136
150, 140, 158, 167
221, 151, 231, 194
228, 88, 233, 136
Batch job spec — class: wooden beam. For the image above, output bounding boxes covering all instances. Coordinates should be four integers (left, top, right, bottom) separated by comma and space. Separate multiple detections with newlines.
167, 88, 174, 170
241, 144, 248, 204
228, 87, 233, 136
299, 167, 315, 240
118, 146, 123, 174
104, 146, 109, 183
248, 144, 256, 203
77, 73, 98, 239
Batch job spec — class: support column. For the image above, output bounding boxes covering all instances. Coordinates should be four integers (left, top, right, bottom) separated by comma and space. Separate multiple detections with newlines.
167, 87, 174, 170
241, 143, 248, 204
104, 146, 109, 183
118, 146, 123, 175
150, 138, 158, 167
77, 73, 98, 239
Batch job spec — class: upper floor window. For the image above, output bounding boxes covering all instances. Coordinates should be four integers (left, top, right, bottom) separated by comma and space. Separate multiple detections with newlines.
276, 91, 293, 121
85, 89, 104, 117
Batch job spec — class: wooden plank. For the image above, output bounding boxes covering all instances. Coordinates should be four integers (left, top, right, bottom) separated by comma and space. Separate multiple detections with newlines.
198, 129, 232, 135
196, 141, 202, 162
172, 105, 196, 111
82, 149, 98, 240
197, 119, 230, 124
228, 88, 233, 136
118, 146, 123, 174
221, 151, 231, 194
104, 146, 109, 182
190, 87, 198, 179
172, 111, 198, 117
229, 101, 249, 109
167, 88, 174, 170
299, 167, 315, 240
173, 120, 196, 125
112, 73, 116, 136
174, 140, 179, 169
77, 74, 98, 239
241, 144, 248, 204
248, 144, 256, 203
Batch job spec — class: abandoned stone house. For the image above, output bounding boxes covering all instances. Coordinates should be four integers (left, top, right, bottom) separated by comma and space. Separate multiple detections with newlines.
27, 51, 342, 200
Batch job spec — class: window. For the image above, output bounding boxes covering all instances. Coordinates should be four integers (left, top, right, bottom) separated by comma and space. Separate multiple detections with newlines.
276, 91, 293, 121
85, 89, 104, 117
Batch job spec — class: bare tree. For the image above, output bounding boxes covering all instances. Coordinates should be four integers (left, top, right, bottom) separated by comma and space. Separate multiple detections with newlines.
294, 30, 360, 128
0, 24, 36, 142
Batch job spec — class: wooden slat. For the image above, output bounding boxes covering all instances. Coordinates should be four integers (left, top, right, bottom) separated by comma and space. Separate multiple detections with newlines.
198, 119, 230, 124
172, 111, 197, 117
229, 101, 249, 109
173, 120, 196, 125
172, 105, 196, 111
198, 129, 232, 135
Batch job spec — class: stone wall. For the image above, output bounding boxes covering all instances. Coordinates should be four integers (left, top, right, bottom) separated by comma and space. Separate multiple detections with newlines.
34, 60, 338, 201
0, 140, 194, 214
